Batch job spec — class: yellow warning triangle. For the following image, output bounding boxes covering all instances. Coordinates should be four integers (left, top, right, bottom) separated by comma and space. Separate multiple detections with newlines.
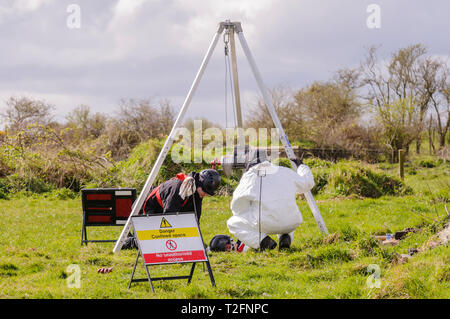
160, 217, 172, 228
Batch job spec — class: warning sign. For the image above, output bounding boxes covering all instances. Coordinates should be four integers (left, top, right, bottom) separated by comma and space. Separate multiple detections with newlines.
160, 217, 172, 228
131, 213, 207, 265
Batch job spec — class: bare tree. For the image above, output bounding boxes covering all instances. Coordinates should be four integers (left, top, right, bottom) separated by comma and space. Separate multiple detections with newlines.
427, 114, 436, 154
246, 86, 304, 141
117, 99, 157, 142
158, 98, 176, 137
429, 63, 450, 148
1, 96, 54, 132
413, 56, 450, 152
100, 98, 175, 159
360, 44, 433, 158
116, 98, 175, 141
65, 105, 107, 140
294, 74, 361, 148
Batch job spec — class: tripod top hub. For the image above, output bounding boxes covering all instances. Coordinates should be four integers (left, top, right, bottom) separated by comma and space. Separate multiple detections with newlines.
218, 20, 242, 33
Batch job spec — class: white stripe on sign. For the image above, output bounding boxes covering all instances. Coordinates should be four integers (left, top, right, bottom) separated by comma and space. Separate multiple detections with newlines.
115, 191, 132, 196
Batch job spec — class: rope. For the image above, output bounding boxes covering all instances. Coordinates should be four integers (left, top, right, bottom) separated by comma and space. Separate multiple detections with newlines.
224, 30, 229, 128
223, 28, 237, 129
227, 52, 237, 127
224, 44, 228, 127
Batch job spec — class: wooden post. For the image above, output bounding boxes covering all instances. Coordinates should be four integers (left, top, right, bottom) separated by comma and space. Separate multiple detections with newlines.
398, 149, 405, 180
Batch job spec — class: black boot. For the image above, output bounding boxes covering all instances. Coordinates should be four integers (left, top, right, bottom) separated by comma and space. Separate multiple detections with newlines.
278, 234, 291, 250
260, 236, 277, 250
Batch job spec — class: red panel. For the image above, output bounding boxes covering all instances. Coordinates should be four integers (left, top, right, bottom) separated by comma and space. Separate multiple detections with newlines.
143, 250, 207, 264
87, 215, 111, 223
115, 198, 133, 218
86, 194, 111, 200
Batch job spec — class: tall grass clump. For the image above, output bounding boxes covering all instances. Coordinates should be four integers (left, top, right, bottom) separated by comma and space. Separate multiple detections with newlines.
303, 159, 412, 198
271, 157, 411, 198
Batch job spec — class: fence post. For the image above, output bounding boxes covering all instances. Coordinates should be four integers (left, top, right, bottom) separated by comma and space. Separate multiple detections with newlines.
398, 149, 405, 180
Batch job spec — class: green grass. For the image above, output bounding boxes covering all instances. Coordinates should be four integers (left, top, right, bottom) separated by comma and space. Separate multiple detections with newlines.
0, 161, 448, 299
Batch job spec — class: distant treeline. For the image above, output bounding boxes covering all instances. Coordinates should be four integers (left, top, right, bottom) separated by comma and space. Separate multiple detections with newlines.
0, 43, 449, 195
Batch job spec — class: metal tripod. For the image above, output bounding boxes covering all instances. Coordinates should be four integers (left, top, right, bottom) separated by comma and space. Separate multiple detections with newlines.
114, 20, 328, 253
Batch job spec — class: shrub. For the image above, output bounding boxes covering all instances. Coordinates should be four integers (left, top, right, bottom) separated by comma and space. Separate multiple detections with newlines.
339, 225, 360, 241
310, 170, 329, 194
108, 139, 238, 190
303, 158, 333, 168
47, 188, 77, 200
0, 125, 115, 193
271, 157, 292, 168
0, 178, 10, 199
418, 159, 437, 168
6, 174, 53, 194
0, 263, 19, 277
311, 161, 412, 198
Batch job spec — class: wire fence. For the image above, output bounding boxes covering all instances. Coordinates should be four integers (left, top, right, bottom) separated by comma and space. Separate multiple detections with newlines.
266, 146, 385, 163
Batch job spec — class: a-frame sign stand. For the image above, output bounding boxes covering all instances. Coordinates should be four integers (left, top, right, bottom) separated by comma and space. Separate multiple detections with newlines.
128, 213, 215, 293
113, 20, 328, 254
128, 251, 208, 293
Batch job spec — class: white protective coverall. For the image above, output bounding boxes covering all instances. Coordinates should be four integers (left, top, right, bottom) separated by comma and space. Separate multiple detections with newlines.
227, 161, 315, 249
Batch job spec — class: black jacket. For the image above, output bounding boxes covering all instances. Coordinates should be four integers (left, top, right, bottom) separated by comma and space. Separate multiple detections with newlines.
142, 172, 203, 221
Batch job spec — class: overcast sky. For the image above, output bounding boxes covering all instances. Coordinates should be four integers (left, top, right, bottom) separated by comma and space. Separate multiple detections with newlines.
0, 0, 449, 126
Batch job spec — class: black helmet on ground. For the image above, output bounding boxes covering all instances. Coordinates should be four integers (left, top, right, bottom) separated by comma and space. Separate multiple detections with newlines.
198, 169, 220, 195
209, 234, 232, 251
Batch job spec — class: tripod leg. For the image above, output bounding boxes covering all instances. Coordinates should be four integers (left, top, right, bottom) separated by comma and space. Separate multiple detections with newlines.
113, 29, 224, 254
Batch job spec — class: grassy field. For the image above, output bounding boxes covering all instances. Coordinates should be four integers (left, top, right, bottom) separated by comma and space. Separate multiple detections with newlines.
0, 160, 448, 299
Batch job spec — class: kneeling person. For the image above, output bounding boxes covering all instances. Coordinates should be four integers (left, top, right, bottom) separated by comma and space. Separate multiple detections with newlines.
227, 157, 314, 251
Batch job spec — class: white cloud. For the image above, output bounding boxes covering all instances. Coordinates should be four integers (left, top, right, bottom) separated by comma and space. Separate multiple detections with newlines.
113, 0, 148, 16
12, 0, 52, 13
0, 0, 449, 125
108, 0, 149, 30
170, 0, 275, 52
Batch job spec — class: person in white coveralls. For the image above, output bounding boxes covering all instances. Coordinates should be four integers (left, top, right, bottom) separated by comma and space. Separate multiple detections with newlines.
225, 151, 315, 251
